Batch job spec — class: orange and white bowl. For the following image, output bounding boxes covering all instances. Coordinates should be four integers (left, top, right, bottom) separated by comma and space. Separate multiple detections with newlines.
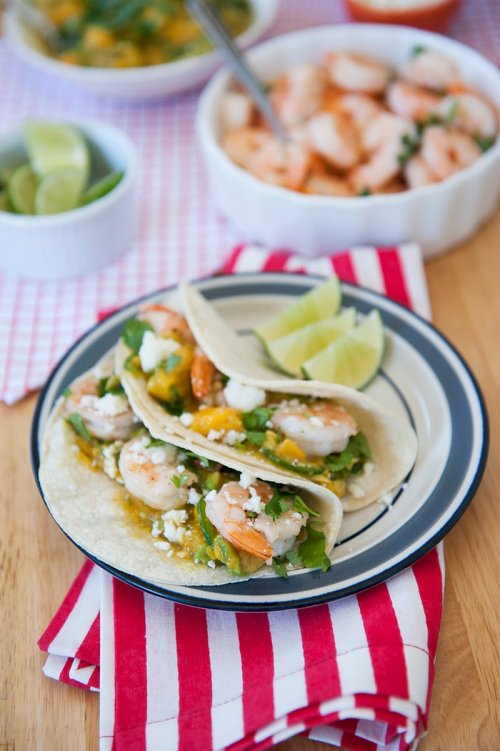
197, 24, 500, 258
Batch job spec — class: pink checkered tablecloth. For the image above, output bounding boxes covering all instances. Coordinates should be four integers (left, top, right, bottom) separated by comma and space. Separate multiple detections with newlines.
0, 0, 499, 404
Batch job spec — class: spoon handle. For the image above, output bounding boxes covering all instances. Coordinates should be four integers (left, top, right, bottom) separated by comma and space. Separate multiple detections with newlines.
186, 0, 287, 141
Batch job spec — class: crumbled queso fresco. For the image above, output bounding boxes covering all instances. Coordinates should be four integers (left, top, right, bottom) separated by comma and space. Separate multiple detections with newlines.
80, 393, 129, 417
223, 378, 266, 413
138, 330, 179, 372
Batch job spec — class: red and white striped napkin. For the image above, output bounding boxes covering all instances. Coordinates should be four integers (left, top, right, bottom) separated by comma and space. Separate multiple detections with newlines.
38, 242, 443, 751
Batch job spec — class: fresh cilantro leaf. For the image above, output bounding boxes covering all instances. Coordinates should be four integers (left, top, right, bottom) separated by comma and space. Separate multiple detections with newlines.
264, 491, 290, 520
397, 132, 420, 165
121, 318, 153, 353
444, 99, 459, 124
161, 385, 184, 416
62, 386, 72, 398
475, 136, 495, 153
293, 495, 319, 518
245, 430, 266, 447
272, 558, 288, 578
171, 473, 190, 488
358, 187, 371, 197
299, 526, 331, 572
285, 549, 302, 566
97, 377, 108, 397
165, 353, 182, 373
148, 438, 168, 448
66, 413, 93, 443
242, 407, 274, 431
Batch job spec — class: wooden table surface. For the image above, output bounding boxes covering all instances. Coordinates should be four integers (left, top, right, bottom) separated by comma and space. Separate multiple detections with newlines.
2, 212, 500, 751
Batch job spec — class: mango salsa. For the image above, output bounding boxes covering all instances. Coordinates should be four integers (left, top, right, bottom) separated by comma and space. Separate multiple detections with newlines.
190, 407, 243, 435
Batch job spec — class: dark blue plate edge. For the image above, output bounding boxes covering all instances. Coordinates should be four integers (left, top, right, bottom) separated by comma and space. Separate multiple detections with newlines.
30, 271, 490, 612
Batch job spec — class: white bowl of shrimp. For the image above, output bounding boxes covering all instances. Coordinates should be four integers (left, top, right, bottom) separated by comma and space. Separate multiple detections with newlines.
197, 24, 500, 258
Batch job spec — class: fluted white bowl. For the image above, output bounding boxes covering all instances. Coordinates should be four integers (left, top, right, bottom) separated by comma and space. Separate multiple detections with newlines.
0, 120, 138, 279
5, 0, 278, 100
197, 24, 500, 258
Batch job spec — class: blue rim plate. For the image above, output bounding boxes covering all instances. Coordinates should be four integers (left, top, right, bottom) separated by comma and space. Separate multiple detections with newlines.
31, 273, 489, 611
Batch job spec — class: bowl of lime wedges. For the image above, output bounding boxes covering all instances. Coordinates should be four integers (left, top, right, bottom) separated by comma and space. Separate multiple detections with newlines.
0, 120, 137, 279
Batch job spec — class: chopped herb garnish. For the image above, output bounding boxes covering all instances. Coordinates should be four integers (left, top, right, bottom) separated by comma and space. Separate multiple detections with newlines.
148, 438, 168, 448
397, 132, 420, 165
326, 432, 371, 476
444, 99, 459, 125
62, 386, 72, 398
66, 413, 94, 443
161, 386, 184, 416
272, 558, 288, 578
358, 187, 371, 197
293, 495, 319, 518
245, 430, 267, 447
299, 526, 331, 572
124, 353, 141, 374
285, 549, 302, 566
475, 136, 495, 152
264, 491, 290, 521
171, 473, 190, 488
121, 318, 153, 353
242, 407, 275, 431
97, 374, 124, 397
165, 353, 182, 373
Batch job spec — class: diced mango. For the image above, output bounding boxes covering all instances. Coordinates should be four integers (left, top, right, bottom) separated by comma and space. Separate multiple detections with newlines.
275, 438, 307, 462
146, 370, 179, 402
83, 25, 115, 51
190, 407, 243, 436
263, 430, 278, 449
330, 479, 346, 498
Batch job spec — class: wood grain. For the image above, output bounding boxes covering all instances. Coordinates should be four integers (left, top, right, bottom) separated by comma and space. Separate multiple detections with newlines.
2, 212, 500, 751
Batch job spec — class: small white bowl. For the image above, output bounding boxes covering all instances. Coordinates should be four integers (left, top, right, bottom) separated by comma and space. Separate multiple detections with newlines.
0, 120, 138, 279
5, 1, 278, 100
197, 24, 500, 258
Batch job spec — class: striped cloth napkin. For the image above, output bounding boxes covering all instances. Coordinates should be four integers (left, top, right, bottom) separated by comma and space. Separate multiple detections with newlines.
38, 242, 442, 751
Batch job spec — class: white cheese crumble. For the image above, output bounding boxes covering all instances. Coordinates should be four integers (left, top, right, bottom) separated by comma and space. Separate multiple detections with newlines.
179, 412, 194, 427
138, 331, 179, 373
348, 482, 366, 499
205, 490, 217, 502
176, 464, 185, 473
207, 429, 224, 441
153, 541, 171, 551
98, 393, 129, 417
102, 441, 123, 480
161, 509, 188, 544
151, 520, 162, 538
187, 488, 201, 505
379, 492, 394, 508
309, 416, 324, 428
163, 523, 185, 544
223, 378, 266, 413
224, 430, 246, 446
239, 471, 256, 490
364, 462, 375, 476
150, 447, 168, 465
162, 509, 188, 524
207, 560, 216, 569
243, 488, 264, 514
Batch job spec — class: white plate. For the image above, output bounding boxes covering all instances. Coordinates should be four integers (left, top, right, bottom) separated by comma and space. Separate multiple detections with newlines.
32, 273, 488, 610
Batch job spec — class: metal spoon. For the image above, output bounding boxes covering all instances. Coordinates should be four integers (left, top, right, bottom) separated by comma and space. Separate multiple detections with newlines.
186, 0, 288, 141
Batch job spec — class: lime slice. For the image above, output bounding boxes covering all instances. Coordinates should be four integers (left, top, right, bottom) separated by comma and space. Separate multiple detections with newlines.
7, 164, 38, 214
254, 276, 342, 342
80, 170, 124, 206
0, 190, 12, 212
24, 121, 89, 187
303, 310, 385, 389
264, 308, 357, 376
34, 167, 85, 215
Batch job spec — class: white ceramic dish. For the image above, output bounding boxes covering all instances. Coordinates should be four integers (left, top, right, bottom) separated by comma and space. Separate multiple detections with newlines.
0, 120, 138, 279
197, 24, 500, 258
4, 1, 278, 100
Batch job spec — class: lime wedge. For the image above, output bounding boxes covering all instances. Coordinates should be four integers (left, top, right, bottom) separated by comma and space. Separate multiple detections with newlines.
0, 190, 12, 212
34, 167, 85, 215
264, 308, 357, 376
303, 310, 385, 389
7, 164, 38, 214
24, 121, 89, 187
254, 277, 342, 342
80, 170, 124, 206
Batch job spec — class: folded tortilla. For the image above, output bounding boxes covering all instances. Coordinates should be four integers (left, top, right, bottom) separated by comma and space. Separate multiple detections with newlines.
39, 366, 343, 587
116, 283, 417, 512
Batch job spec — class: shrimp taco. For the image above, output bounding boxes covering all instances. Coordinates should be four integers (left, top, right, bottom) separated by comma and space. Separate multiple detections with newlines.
116, 284, 417, 512
39, 355, 343, 586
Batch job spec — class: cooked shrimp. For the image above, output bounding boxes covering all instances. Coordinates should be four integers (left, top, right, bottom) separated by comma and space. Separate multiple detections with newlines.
118, 435, 194, 511
421, 125, 481, 180
434, 93, 498, 140
139, 304, 194, 343
338, 93, 383, 131
303, 171, 354, 197
220, 91, 255, 131
404, 154, 439, 189
205, 480, 308, 560
221, 126, 271, 169
190, 347, 215, 400
386, 81, 442, 122
350, 112, 415, 192
272, 63, 327, 127
402, 49, 460, 92
65, 375, 136, 442
326, 51, 392, 94
303, 112, 361, 170
248, 137, 312, 190
271, 400, 357, 458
